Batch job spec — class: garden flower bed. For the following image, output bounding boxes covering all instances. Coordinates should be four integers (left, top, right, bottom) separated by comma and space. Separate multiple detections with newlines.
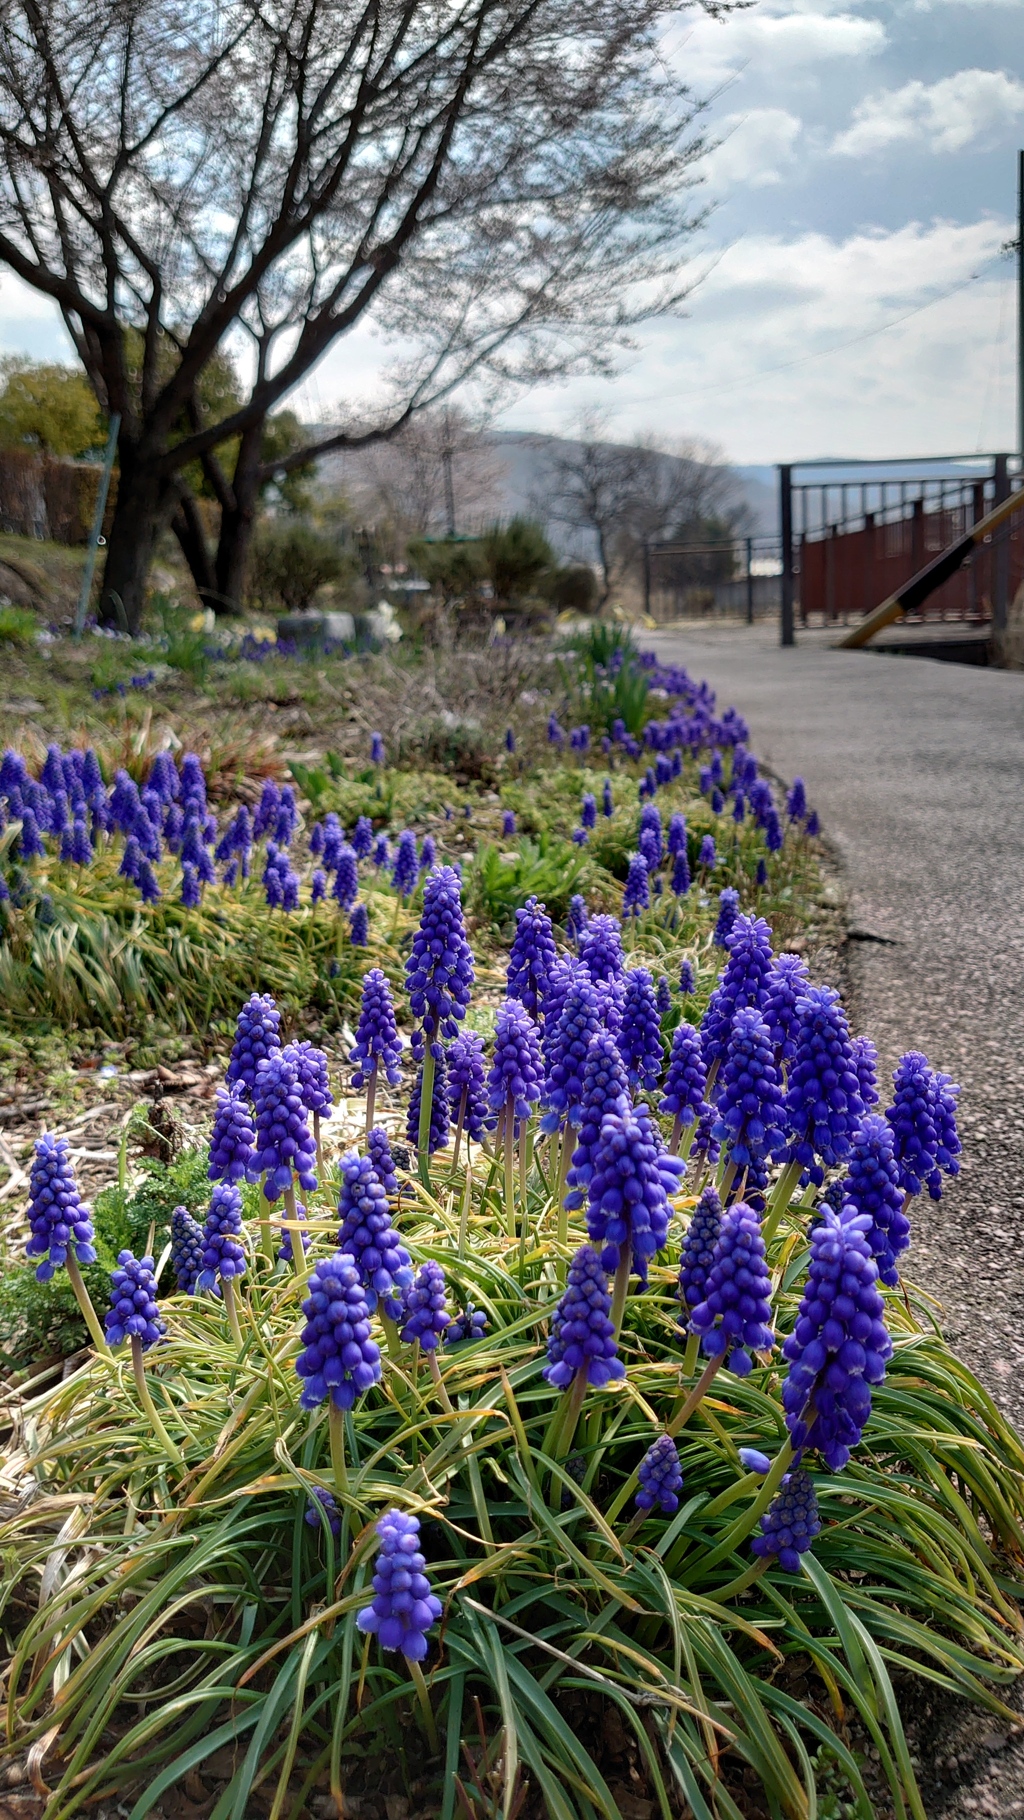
0, 635, 1021, 1820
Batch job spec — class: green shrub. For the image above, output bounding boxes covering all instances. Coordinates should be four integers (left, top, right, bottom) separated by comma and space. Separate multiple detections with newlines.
249, 522, 354, 614
0, 603, 38, 646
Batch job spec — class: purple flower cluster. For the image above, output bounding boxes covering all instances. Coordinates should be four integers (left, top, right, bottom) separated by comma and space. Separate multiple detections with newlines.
838, 1114, 909, 1285
488, 998, 544, 1123
780, 987, 864, 1173
357, 1509, 442, 1660
586, 1105, 684, 1284
252, 1053, 318, 1201
227, 993, 281, 1095
712, 1007, 786, 1175
104, 1250, 165, 1349
542, 1245, 624, 1389
564, 1032, 630, 1209
541, 973, 603, 1131
635, 1434, 684, 1514
285, 1041, 334, 1119
660, 1022, 708, 1126
208, 1083, 257, 1183
689, 1202, 774, 1375
336, 1152, 413, 1320
171, 1205, 205, 1293
25, 1134, 97, 1280
447, 1300, 488, 1344
295, 1251, 381, 1409
400, 1259, 450, 1350
886, 1052, 961, 1200
677, 1185, 722, 1319
196, 1182, 248, 1293
349, 968, 403, 1090
751, 1470, 821, 1573
781, 1207, 892, 1470
507, 895, 557, 1019
407, 1049, 451, 1153
700, 915, 774, 1075
619, 969, 663, 1095
405, 865, 474, 1047
448, 1030, 491, 1143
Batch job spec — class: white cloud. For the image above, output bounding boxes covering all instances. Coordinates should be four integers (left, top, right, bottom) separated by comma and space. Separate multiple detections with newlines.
498, 216, 1016, 461
703, 109, 803, 188
674, 6, 886, 92
832, 68, 1024, 156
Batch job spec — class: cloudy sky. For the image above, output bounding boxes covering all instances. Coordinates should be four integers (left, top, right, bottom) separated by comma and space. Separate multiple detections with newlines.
494, 0, 1024, 462
1, 0, 1020, 465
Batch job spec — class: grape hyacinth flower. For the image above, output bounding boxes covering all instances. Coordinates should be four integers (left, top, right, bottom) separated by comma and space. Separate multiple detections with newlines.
448, 1029, 490, 1162
679, 958, 696, 996
852, 1035, 879, 1108
619, 968, 664, 1095
407, 1048, 451, 1155
447, 1299, 488, 1344
349, 968, 402, 1131
419, 834, 436, 872
564, 1033, 630, 1211
566, 893, 589, 946
700, 914, 775, 1080
763, 953, 810, 1066
336, 1152, 413, 1321
786, 777, 807, 821
502, 809, 516, 837
368, 1125, 402, 1199
372, 833, 390, 869
602, 779, 613, 817
356, 1510, 442, 1662
622, 852, 649, 918
660, 1021, 708, 1152
712, 1007, 786, 1182
580, 914, 624, 985
541, 973, 603, 1134
927, 1070, 962, 1199
677, 1185, 722, 1321
781, 1206, 892, 1470
837, 1113, 909, 1285
25, 1133, 97, 1281
171, 1205, 205, 1294
352, 815, 374, 859
698, 835, 716, 870
751, 1470, 821, 1574
542, 1244, 624, 1390
406, 864, 475, 1049
635, 1434, 684, 1514
305, 1487, 342, 1537
331, 842, 360, 912
295, 1251, 381, 1409
713, 887, 740, 949
670, 846, 691, 899
805, 811, 820, 838
689, 1201, 774, 1376
506, 893, 557, 1020
711, 787, 724, 815
756, 858, 768, 887
227, 993, 281, 1095
656, 975, 672, 1018
370, 732, 386, 766
586, 1105, 684, 1304
104, 1251, 166, 1349
252, 1052, 318, 1202
639, 825, 661, 872
196, 1183, 247, 1343
181, 861, 201, 908
208, 1082, 257, 1183
311, 868, 327, 904
505, 727, 515, 753
391, 830, 418, 898
739, 1448, 772, 1476
400, 1259, 450, 1351
351, 904, 369, 945
780, 987, 865, 1178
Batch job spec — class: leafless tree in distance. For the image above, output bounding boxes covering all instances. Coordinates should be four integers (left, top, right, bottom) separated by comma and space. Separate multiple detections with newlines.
0, 0, 732, 627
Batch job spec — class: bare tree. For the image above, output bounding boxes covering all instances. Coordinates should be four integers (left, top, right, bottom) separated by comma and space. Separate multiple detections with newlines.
618, 435, 752, 608
0, 0, 726, 629
543, 410, 648, 603
334, 406, 503, 549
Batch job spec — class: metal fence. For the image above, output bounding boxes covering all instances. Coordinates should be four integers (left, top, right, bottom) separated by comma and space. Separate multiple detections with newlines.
781, 455, 1024, 633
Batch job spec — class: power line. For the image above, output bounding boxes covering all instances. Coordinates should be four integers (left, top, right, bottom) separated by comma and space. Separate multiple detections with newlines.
621, 251, 1007, 409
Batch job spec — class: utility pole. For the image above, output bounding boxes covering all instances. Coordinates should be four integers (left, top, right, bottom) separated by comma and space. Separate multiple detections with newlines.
442, 407, 456, 537
1018, 149, 1024, 458
779, 465, 795, 646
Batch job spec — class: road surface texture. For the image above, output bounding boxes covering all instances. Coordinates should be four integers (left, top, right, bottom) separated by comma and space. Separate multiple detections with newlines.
646, 623, 1024, 1819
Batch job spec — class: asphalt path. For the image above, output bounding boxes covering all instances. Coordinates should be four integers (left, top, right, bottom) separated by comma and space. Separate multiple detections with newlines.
647, 623, 1024, 1815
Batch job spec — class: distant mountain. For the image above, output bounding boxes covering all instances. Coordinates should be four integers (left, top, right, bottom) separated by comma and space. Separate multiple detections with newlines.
307, 424, 779, 556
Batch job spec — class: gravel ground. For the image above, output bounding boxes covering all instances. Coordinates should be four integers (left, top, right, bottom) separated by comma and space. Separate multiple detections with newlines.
648, 622, 1024, 1819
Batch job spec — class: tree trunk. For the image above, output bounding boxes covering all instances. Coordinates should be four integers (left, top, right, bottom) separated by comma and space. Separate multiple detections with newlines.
213, 422, 263, 615
171, 488, 217, 609
98, 448, 177, 634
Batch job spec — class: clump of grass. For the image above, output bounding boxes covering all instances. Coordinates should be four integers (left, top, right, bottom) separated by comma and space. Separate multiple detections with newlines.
2, 1148, 1022, 1820
0, 604, 39, 647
